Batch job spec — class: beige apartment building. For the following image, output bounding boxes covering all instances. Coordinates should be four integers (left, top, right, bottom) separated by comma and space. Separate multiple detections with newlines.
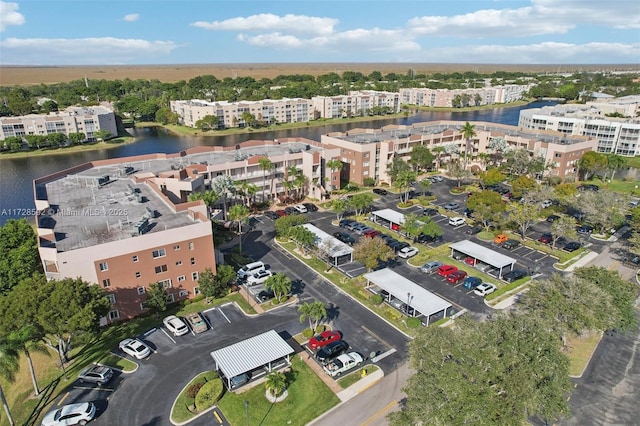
321, 121, 598, 184
311, 91, 401, 119
399, 85, 531, 108
0, 106, 118, 141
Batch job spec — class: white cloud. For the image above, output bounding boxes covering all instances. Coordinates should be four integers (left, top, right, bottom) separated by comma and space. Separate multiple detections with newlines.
0, 1, 25, 31
532, 0, 640, 30
123, 13, 140, 22
0, 37, 177, 65
191, 13, 338, 36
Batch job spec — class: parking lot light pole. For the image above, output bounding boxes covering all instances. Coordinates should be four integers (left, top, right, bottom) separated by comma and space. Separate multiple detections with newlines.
245, 400, 249, 426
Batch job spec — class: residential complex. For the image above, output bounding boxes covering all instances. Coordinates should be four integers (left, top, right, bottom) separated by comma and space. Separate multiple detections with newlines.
399, 85, 532, 108
321, 121, 598, 184
518, 95, 640, 156
311, 90, 401, 119
0, 106, 117, 141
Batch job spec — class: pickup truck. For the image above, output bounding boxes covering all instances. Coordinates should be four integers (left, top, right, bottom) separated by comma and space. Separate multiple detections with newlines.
323, 352, 363, 377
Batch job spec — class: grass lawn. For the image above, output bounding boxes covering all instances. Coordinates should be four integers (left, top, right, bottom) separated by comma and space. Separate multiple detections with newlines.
337, 365, 379, 389
0, 137, 135, 160
171, 371, 219, 423
565, 333, 602, 377
98, 354, 137, 372
217, 356, 340, 426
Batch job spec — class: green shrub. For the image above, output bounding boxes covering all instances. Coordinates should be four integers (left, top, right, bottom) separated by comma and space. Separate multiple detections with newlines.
371, 294, 383, 305
195, 380, 223, 412
302, 328, 313, 338
192, 295, 205, 303
406, 317, 422, 328
363, 177, 376, 187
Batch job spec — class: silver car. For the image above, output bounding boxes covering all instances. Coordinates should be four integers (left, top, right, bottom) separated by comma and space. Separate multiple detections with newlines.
420, 261, 443, 274
77, 365, 113, 386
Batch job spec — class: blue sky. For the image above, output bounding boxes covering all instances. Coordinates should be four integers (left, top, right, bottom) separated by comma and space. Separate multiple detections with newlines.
1, 0, 639, 65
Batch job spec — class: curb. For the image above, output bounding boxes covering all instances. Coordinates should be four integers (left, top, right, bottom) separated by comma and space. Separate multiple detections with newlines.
169, 370, 219, 426
568, 331, 604, 379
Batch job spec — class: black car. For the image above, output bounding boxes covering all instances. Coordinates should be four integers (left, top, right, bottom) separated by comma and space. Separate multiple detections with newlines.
257, 289, 274, 302
462, 208, 474, 218
386, 239, 400, 248
423, 208, 439, 217
563, 241, 581, 252
394, 242, 410, 252
372, 188, 388, 196
578, 184, 600, 192
465, 226, 482, 235
576, 224, 594, 234
502, 239, 521, 250
503, 269, 527, 283
339, 219, 355, 228
315, 340, 349, 364
333, 232, 355, 245
303, 203, 318, 212
546, 214, 560, 223
284, 206, 297, 215
414, 233, 443, 245
264, 211, 279, 220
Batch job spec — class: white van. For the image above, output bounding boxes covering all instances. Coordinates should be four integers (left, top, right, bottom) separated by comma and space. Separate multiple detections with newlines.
237, 261, 265, 280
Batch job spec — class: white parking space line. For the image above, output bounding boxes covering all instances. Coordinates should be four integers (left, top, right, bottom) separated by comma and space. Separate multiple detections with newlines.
201, 313, 213, 330
160, 328, 177, 344
218, 308, 232, 324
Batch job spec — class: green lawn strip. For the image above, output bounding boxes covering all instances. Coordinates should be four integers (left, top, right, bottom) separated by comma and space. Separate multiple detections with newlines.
566, 333, 603, 377
0, 137, 135, 160
97, 354, 137, 372
485, 279, 530, 303
337, 365, 380, 389
217, 356, 340, 426
171, 371, 219, 423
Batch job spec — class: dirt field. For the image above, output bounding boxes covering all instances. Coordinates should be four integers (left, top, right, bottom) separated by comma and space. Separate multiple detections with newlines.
0, 63, 634, 86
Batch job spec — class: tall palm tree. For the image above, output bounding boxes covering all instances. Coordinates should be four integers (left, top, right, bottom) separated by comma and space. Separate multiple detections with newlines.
264, 273, 292, 302
461, 121, 476, 171
432, 146, 445, 171
0, 338, 20, 426
605, 155, 626, 181
286, 166, 299, 199
9, 325, 48, 397
227, 205, 250, 255
325, 159, 343, 191
258, 157, 273, 203
265, 371, 287, 398
298, 301, 327, 333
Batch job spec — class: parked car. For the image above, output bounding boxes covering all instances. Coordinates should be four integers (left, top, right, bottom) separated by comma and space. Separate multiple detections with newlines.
503, 269, 527, 283
423, 208, 440, 217
474, 283, 497, 297
385, 239, 400, 249
394, 242, 410, 253
302, 203, 318, 212
388, 296, 405, 310
264, 211, 279, 220
353, 224, 372, 235
578, 184, 599, 192
246, 269, 274, 286
546, 214, 560, 223
431, 175, 444, 182
186, 312, 208, 333
446, 270, 468, 284
237, 261, 266, 280
41, 402, 96, 426
333, 232, 355, 245
463, 276, 483, 290
119, 338, 151, 359
77, 365, 113, 386
275, 209, 288, 217
502, 239, 521, 250
227, 372, 251, 389
493, 234, 508, 245
398, 246, 419, 259
420, 261, 443, 274
538, 233, 554, 244
323, 352, 363, 377
414, 233, 443, 245
363, 229, 381, 239
448, 217, 466, 227
563, 241, 581, 252
443, 202, 459, 210
464, 256, 476, 266
284, 206, 297, 215
465, 226, 482, 235
163, 315, 189, 336
257, 289, 275, 302
437, 264, 458, 277
293, 204, 308, 214
576, 224, 594, 234
540, 200, 553, 209
309, 330, 342, 350
316, 340, 350, 365
372, 188, 388, 196
339, 219, 355, 228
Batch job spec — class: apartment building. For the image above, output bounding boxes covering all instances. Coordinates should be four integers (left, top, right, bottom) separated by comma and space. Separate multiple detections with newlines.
0, 106, 118, 141
311, 91, 401, 119
399, 85, 531, 108
170, 98, 314, 128
518, 96, 640, 156
321, 121, 598, 184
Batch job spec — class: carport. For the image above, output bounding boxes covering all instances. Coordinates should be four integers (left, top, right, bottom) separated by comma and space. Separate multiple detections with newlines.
301, 223, 353, 265
449, 240, 516, 279
363, 268, 453, 325
370, 208, 405, 231
210, 330, 294, 389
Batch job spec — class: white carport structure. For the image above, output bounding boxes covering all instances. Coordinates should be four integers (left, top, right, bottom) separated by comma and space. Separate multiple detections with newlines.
370, 208, 405, 231
210, 330, 294, 389
449, 240, 516, 279
301, 223, 353, 265
363, 268, 453, 325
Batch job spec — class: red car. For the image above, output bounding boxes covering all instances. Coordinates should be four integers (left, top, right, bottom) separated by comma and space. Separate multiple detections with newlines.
464, 256, 476, 266
309, 330, 342, 350
275, 209, 288, 217
538, 233, 553, 244
446, 270, 468, 284
436, 265, 458, 277
363, 229, 381, 239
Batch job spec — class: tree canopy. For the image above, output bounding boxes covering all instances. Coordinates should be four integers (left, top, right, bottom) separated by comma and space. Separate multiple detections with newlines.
0, 219, 42, 294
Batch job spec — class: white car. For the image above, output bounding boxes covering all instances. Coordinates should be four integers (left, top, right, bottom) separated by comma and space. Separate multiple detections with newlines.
246, 269, 274, 286
398, 246, 419, 259
293, 204, 308, 213
448, 217, 466, 227
119, 338, 151, 359
540, 199, 553, 209
163, 315, 189, 336
42, 402, 96, 426
474, 283, 497, 297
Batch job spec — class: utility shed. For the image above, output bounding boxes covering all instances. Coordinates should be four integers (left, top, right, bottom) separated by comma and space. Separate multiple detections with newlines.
449, 240, 516, 278
210, 330, 294, 389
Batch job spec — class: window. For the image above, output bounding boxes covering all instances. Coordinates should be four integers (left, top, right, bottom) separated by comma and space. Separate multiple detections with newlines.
132, 255, 138, 263
191, 271, 199, 281
99, 262, 108, 271
102, 279, 111, 288
166, 293, 175, 303
179, 290, 189, 297
158, 279, 172, 288
177, 275, 186, 282
108, 310, 120, 320
176, 260, 182, 266
555, 153, 562, 158
155, 265, 168, 274
173, 245, 180, 251
140, 302, 148, 311
189, 242, 194, 250
137, 287, 146, 295
190, 257, 196, 265
152, 248, 166, 259
107, 294, 116, 304
194, 286, 200, 295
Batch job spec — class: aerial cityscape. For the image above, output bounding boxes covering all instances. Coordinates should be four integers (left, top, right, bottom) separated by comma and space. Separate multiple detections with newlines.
0, 1, 639, 426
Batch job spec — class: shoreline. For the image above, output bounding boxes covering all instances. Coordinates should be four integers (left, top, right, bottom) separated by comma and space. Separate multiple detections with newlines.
0, 135, 139, 160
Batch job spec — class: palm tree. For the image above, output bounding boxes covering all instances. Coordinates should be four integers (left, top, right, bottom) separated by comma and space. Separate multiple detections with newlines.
461, 121, 476, 171
325, 159, 343, 191
285, 166, 299, 199
211, 175, 235, 220
9, 325, 48, 397
258, 157, 273, 203
605, 155, 626, 181
298, 301, 327, 333
432, 146, 445, 171
265, 371, 287, 398
0, 338, 20, 426
227, 205, 250, 255
264, 273, 292, 303
294, 173, 308, 201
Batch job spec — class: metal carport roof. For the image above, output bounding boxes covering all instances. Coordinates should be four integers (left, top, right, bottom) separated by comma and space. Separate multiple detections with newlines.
301, 223, 353, 258
210, 330, 294, 379
449, 240, 516, 269
371, 208, 405, 225
363, 268, 452, 318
